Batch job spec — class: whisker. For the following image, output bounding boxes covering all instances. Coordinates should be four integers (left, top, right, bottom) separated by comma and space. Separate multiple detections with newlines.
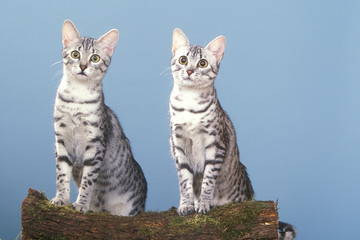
50, 70, 63, 82
160, 67, 171, 76
50, 60, 63, 68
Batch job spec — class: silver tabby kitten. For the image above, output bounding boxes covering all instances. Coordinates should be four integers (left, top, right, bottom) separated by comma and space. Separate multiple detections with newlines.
50, 20, 147, 216
169, 28, 254, 216
169, 28, 296, 240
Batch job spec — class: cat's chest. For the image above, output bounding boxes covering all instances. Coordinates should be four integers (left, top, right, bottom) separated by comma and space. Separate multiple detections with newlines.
54, 81, 103, 151
170, 90, 215, 127
55, 97, 99, 118
55, 78, 102, 117
55, 109, 101, 140
54, 108, 102, 159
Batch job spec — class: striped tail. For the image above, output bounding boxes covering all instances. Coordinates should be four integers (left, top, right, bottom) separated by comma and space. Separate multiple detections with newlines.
278, 221, 296, 240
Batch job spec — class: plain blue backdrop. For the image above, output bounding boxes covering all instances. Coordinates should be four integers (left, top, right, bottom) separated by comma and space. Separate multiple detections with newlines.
1, 0, 359, 239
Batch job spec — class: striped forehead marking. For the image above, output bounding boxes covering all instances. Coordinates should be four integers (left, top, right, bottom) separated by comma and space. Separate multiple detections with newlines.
187, 45, 203, 59
81, 37, 96, 51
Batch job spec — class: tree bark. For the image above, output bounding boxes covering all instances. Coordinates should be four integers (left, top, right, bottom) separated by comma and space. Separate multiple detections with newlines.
21, 188, 279, 240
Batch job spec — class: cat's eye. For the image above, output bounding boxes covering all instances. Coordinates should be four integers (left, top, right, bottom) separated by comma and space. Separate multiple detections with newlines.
90, 54, 100, 63
71, 50, 80, 59
179, 56, 188, 65
198, 59, 208, 68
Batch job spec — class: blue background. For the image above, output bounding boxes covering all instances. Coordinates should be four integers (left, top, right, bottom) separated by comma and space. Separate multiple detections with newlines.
1, 0, 359, 239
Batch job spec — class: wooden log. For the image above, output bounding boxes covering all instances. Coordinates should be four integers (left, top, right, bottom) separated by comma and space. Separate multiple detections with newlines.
21, 188, 279, 240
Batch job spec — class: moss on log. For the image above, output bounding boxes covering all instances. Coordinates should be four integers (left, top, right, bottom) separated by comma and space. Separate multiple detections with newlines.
21, 188, 279, 239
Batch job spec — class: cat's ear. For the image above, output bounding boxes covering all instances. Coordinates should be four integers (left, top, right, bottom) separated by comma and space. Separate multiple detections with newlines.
98, 29, 119, 57
62, 19, 80, 48
205, 36, 226, 64
172, 28, 190, 55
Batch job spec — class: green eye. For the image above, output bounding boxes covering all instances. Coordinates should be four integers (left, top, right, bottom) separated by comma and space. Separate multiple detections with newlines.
198, 59, 208, 68
71, 50, 80, 59
179, 56, 188, 65
90, 54, 100, 63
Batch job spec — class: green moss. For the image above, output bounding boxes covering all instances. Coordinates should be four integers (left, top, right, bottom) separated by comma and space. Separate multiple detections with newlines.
168, 214, 219, 235
85, 210, 113, 217
211, 201, 269, 239
39, 201, 58, 211
168, 216, 192, 235
166, 201, 268, 240
137, 221, 166, 239
27, 189, 272, 239
24, 204, 42, 223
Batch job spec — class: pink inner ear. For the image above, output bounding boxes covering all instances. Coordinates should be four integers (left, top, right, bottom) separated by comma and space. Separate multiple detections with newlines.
62, 20, 80, 48
63, 38, 75, 48
172, 28, 189, 54
103, 46, 115, 56
99, 30, 118, 56
206, 36, 226, 63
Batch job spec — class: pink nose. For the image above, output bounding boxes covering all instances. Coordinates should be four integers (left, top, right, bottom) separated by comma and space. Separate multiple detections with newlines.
187, 70, 193, 76
80, 65, 87, 71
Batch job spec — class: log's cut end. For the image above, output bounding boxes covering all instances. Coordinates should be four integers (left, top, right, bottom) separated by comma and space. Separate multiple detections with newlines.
21, 188, 279, 240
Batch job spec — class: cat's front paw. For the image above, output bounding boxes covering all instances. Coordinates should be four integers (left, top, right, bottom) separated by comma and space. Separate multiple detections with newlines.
50, 197, 70, 206
196, 201, 211, 214
177, 203, 195, 216
72, 201, 90, 213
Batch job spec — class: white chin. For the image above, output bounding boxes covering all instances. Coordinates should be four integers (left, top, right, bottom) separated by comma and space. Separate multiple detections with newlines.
76, 74, 88, 80
180, 79, 195, 87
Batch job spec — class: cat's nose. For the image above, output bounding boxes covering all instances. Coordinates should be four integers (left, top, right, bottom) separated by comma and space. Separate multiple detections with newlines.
187, 70, 193, 76
80, 65, 87, 71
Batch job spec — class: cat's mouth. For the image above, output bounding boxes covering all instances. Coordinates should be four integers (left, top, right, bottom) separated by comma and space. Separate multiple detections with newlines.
182, 76, 193, 81
78, 72, 87, 76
